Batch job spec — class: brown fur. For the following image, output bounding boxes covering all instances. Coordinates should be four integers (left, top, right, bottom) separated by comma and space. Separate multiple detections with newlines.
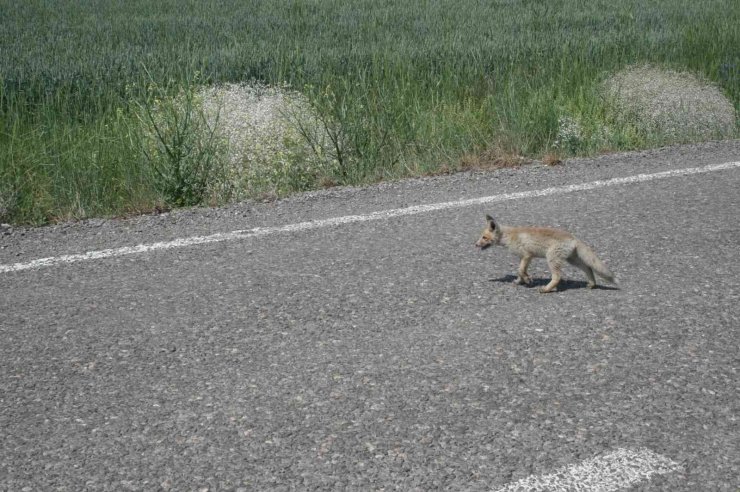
475, 215, 616, 293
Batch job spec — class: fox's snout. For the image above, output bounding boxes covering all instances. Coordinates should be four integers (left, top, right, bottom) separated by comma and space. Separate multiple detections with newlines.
475, 237, 492, 249
475, 228, 495, 249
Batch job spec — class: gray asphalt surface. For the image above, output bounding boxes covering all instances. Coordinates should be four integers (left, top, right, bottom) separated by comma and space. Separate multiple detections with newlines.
1, 141, 739, 491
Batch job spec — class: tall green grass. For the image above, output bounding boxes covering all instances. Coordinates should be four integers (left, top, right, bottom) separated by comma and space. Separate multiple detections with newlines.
1, 0, 738, 224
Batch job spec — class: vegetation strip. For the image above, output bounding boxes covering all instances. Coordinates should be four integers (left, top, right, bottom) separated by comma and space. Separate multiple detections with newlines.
1, 1, 737, 224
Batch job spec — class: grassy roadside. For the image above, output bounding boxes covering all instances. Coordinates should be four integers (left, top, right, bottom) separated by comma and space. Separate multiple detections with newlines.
1, 0, 738, 224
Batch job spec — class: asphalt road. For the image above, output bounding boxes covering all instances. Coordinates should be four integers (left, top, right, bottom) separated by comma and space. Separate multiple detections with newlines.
1, 141, 739, 491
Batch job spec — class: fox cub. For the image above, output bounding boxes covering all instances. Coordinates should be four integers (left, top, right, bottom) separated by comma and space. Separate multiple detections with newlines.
475, 215, 616, 293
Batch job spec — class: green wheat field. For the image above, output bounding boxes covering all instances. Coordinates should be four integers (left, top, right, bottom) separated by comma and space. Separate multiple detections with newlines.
1, 0, 738, 224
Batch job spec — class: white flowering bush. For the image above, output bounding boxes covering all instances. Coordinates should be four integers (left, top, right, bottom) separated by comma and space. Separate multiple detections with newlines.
135, 80, 336, 206
603, 65, 737, 142
553, 116, 583, 153
199, 83, 336, 199
553, 114, 614, 155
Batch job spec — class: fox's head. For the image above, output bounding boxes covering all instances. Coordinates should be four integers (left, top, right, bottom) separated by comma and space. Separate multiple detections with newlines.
475, 214, 501, 250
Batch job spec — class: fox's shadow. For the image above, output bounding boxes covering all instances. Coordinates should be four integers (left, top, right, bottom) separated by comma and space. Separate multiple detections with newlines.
489, 275, 620, 291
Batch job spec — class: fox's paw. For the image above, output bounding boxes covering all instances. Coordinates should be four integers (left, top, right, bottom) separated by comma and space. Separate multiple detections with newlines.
538, 287, 555, 294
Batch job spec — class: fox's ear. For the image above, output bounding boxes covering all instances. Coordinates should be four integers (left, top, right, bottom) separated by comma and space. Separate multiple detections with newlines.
485, 214, 496, 229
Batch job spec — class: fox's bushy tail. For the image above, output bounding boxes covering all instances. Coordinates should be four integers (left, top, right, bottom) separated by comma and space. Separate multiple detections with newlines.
576, 241, 616, 284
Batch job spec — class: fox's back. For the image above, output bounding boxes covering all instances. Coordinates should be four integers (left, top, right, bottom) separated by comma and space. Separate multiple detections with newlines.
501, 226, 576, 257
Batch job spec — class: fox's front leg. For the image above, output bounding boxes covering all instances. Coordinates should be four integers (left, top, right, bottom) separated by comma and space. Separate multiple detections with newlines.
514, 254, 533, 286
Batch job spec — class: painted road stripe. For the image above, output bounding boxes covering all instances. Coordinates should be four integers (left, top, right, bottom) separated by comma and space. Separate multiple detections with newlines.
2, 160, 739, 274
493, 448, 681, 492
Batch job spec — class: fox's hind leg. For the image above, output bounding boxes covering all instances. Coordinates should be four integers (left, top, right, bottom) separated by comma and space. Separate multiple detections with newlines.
540, 249, 565, 293
514, 254, 533, 286
568, 255, 597, 289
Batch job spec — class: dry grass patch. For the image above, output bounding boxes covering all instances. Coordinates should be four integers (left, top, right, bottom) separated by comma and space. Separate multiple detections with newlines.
458, 145, 530, 171
542, 153, 564, 166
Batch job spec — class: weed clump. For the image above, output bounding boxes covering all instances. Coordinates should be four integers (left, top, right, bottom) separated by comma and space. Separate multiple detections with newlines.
136, 78, 227, 208
0, 186, 15, 223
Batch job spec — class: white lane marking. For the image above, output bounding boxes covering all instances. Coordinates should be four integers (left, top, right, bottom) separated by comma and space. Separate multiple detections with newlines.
493, 448, 681, 492
2, 160, 739, 274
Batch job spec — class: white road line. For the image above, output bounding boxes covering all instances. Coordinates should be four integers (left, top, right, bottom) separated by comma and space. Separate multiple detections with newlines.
493, 448, 681, 492
2, 160, 739, 274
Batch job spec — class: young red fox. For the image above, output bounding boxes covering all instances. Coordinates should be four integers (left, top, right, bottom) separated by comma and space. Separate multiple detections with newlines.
475, 215, 616, 293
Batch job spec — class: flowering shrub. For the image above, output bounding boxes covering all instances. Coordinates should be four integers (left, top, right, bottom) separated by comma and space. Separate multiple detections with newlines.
199, 83, 335, 199
603, 65, 737, 142
553, 116, 583, 153
553, 115, 613, 155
